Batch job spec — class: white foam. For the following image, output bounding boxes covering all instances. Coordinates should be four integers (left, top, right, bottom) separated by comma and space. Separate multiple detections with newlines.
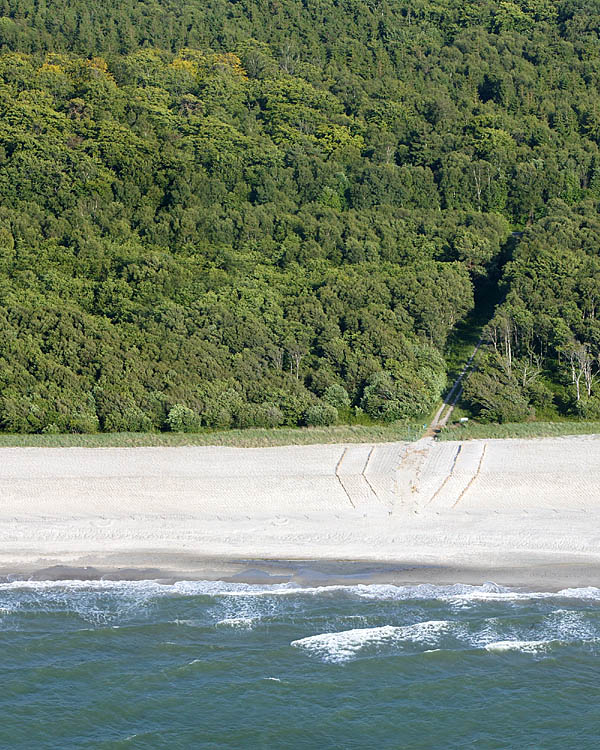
0, 579, 172, 625
540, 609, 598, 644
171, 619, 204, 627
484, 640, 551, 654
1, 578, 600, 604
216, 617, 256, 629
291, 620, 451, 663
557, 587, 600, 600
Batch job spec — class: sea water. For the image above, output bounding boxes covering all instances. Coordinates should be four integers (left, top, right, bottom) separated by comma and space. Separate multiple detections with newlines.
1, 579, 600, 749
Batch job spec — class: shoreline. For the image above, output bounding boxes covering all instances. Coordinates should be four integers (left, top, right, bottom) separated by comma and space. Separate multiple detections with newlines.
1, 435, 600, 590
2, 554, 600, 591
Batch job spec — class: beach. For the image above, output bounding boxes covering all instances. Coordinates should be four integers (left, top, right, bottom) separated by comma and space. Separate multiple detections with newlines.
1, 435, 599, 587
3, 435, 600, 749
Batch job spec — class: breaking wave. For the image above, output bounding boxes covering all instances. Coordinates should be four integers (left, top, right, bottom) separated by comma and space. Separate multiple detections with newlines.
1, 578, 600, 602
484, 640, 552, 654
216, 616, 257, 629
291, 620, 454, 663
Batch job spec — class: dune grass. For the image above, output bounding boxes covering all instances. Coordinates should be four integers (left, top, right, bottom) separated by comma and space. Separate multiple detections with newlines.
0, 422, 423, 448
437, 420, 600, 441
4, 420, 598, 447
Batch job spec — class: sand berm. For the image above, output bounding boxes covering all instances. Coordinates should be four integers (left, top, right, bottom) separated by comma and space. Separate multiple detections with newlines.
1, 435, 599, 587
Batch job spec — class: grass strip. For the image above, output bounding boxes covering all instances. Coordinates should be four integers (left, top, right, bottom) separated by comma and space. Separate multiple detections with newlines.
438, 421, 600, 441
0, 423, 422, 448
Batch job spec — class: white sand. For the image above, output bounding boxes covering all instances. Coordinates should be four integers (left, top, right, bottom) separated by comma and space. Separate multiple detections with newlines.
1, 435, 599, 584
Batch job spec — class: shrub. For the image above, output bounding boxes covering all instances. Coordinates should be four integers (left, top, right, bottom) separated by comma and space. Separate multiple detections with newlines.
526, 379, 554, 412
200, 388, 244, 428
235, 402, 284, 428
304, 403, 338, 426
463, 359, 532, 423
273, 390, 315, 425
256, 402, 285, 427
166, 404, 202, 432
360, 371, 431, 421
323, 384, 351, 409
67, 410, 100, 433
574, 396, 600, 419
103, 407, 153, 432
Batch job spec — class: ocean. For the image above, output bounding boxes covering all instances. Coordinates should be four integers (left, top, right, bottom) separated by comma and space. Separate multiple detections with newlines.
2, 578, 599, 749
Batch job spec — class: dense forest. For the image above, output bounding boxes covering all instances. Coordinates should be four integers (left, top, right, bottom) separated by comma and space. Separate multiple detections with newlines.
0, 0, 600, 432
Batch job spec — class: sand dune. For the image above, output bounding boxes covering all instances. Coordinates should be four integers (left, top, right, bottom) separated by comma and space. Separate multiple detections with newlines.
1, 435, 599, 585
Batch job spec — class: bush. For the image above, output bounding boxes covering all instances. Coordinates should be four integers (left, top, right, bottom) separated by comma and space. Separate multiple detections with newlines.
103, 407, 153, 432
323, 384, 351, 409
166, 404, 202, 432
235, 402, 284, 428
463, 358, 532, 423
0, 396, 44, 433
360, 371, 432, 421
304, 403, 338, 426
235, 403, 260, 429
526, 379, 554, 412
574, 396, 600, 419
257, 402, 285, 427
66, 410, 100, 433
271, 389, 315, 426
200, 388, 244, 428
93, 388, 160, 432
